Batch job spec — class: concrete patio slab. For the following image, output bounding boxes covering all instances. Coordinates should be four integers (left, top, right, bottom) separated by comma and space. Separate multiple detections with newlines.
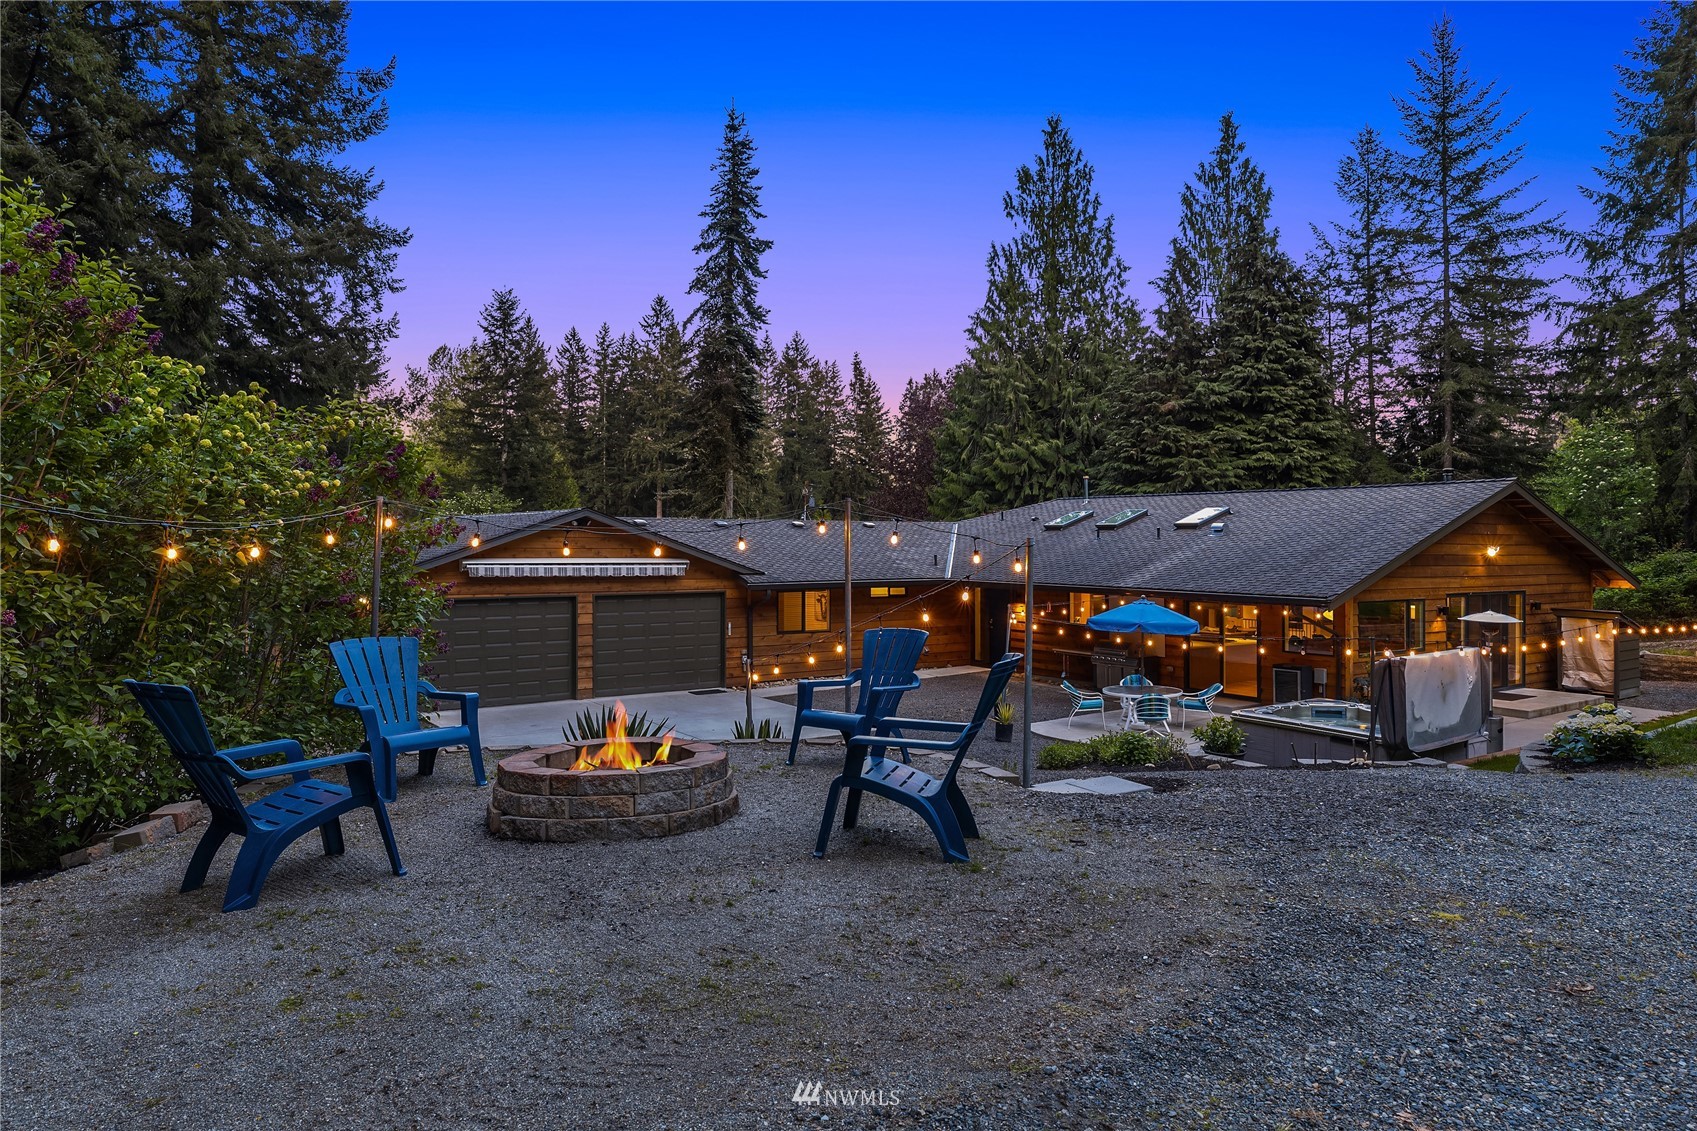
436, 664, 993, 747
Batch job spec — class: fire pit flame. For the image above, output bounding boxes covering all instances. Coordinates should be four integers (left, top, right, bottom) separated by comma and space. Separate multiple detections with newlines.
568, 702, 675, 771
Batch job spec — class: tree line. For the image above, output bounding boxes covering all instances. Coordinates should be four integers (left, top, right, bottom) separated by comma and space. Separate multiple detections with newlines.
6, 3, 1690, 561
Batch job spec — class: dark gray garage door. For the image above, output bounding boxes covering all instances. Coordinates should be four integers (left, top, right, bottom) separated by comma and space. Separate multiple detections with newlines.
434, 598, 577, 707
593, 593, 725, 696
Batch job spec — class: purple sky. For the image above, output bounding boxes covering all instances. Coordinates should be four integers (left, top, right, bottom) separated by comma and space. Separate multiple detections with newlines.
347, 2, 1656, 403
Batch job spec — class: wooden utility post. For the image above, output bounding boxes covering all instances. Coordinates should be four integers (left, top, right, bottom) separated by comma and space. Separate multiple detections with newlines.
371, 495, 385, 636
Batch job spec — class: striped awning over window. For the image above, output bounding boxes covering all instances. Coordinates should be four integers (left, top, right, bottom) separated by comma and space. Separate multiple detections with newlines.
461, 558, 689, 579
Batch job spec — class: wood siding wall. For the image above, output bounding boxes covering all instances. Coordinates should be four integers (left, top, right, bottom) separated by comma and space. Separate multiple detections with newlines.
424, 523, 973, 698
1015, 500, 1610, 700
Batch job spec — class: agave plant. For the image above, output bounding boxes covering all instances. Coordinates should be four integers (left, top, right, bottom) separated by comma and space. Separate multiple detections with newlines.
732, 717, 785, 741
563, 704, 673, 742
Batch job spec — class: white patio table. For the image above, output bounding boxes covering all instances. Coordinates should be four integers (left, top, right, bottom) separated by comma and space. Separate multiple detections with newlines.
1100, 684, 1183, 731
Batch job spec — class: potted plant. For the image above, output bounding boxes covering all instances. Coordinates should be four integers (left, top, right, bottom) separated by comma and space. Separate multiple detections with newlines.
993, 695, 1015, 742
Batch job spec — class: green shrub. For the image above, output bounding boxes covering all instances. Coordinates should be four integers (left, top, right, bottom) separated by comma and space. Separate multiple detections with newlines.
1542, 704, 1649, 766
1036, 741, 1091, 770
1193, 717, 1246, 756
1036, 729, 1187, 770
0, 185, 451, 872
1593, 548, 1697, 623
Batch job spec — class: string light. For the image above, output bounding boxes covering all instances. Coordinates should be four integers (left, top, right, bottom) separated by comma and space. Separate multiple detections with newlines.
652, 545, 664, 557
835, 643, 844, 654
246, 542, 264, 561
383, 515, 395, 530
816, 518, 828, 536
807, 654, 816, 665
561, 537, 571, 557
162, 527, 181, 562
771, 665, 780, 676
1485, 545, 1500, 558
888, 521, 900, 547
469, 521, 482, 549
960, 588, 971, 602
736, 525, 747, 553
971, 539, 982, 566
921, 610, 931, 624
45, 533, 62, 554
1012, 557, 1024, 573
324, 531, 337, 547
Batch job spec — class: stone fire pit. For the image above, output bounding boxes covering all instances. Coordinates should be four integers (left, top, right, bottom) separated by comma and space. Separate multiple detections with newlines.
487, 738, 739, 842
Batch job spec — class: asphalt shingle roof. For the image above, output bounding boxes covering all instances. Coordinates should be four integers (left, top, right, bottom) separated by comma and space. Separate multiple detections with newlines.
419, 479, 1619, 607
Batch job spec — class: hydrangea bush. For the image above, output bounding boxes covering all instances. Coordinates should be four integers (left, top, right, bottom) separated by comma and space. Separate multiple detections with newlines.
1, 184, 455, 872
1542, 703, 1647, 766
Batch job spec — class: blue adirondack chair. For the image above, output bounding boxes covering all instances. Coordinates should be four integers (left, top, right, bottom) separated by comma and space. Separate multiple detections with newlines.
123, 680, 405, 913
785, 627, 928, 766
329, 636, 486, 803
814, 652, 1023, 864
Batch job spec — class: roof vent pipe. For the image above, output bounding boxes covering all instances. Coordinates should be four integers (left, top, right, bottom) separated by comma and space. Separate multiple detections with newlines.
1083, 475, 1090, 500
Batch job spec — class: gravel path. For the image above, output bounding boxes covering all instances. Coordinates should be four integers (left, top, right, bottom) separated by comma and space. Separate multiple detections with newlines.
1630, 679, 1697, 715
4, 735, 1693, 1129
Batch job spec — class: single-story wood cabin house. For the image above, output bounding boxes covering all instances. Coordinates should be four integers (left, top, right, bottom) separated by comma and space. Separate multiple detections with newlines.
418, 478, 1637, 706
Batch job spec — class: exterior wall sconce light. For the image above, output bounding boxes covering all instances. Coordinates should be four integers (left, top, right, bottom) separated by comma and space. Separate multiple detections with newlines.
1485, 545, 1501, 558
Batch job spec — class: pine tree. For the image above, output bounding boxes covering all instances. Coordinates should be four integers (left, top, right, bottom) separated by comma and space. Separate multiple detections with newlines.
684, 107, 772, 516
554, 327, 592, 487
1, 1, 409, 403
629, 296, 692, 517
441, 290, 576, 509
838, 354, 892, 506
874, 370, 955, 518
931, 117, 1142, 516
1113, 114, 1350, 491
1566, 1, 1697, 545
1394, 15, 1560, 477
765, 333, 845, 513
1310, 126, 1406, 455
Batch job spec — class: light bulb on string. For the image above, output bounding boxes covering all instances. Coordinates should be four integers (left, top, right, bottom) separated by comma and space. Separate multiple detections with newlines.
771, 665, 780, 676
162, 526, 181, 562
1012, 557, 1024, 574
469, 521, 482, 549
247, 541, 264, 561
45, 533, 62, 554
807, 654, 817, 666
888, 522, 900, 547
960, 588, 971, 602
652, 545, 664, 558
324, 531, 337, 547
834, 642, 844, 655
816, 518, 828, 536
921, 610, 931, 624
561, 537, 571, 557
736, 525, 747, 553
970, 539, 981, 566
383, 515, 395, 530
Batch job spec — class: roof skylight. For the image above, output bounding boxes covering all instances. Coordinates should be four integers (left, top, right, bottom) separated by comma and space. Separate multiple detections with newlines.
1174, 506, 1230, 529
1095, 508, 1149, 530
1043, 509, 1095, 530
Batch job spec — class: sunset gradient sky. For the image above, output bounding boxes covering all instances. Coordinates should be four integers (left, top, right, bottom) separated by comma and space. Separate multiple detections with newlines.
347, 2, 1656, 401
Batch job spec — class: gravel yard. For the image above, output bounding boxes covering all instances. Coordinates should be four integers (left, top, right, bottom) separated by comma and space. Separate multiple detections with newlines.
4, 707, 1694, 1129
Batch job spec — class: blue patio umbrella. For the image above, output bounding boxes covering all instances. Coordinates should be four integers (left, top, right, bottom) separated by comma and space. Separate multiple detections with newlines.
1086, 599, 1201, 683
1086, 598, 1201, 636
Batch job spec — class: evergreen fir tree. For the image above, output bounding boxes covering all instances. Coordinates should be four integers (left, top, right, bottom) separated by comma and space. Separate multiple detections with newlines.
1394, 15, 1560, 477
1566, 1, 1697, 545
838, 354, 892, 507
442, 289, 576, 509
684, 107, 772, 516
931, 117, 1142, 517
2, 1, 409, 402
1310, 126, 1406, 455
873, 370, 955, 518
1112, 114, 1350, 491
629, 296, 692, 516
554, 327, 592, 487
766, 333, 845, 514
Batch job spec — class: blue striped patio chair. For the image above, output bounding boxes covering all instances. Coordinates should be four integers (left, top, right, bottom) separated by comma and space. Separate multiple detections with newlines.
1061, 679, 1106, 729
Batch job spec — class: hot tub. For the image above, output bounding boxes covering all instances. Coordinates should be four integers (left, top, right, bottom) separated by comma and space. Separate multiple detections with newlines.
1231, 700, 1376, 766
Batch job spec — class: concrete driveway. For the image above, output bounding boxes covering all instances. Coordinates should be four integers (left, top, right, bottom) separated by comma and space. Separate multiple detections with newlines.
435, 665, 986, 748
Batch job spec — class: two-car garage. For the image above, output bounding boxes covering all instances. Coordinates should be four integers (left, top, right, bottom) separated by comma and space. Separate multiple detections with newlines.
434, 593, 726, 707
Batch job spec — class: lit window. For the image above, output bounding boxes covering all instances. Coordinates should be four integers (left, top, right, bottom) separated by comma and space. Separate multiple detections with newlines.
779, 590, 831, 633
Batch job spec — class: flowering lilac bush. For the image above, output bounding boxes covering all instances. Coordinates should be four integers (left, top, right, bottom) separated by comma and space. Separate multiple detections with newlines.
1543, 704, 1647, 766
